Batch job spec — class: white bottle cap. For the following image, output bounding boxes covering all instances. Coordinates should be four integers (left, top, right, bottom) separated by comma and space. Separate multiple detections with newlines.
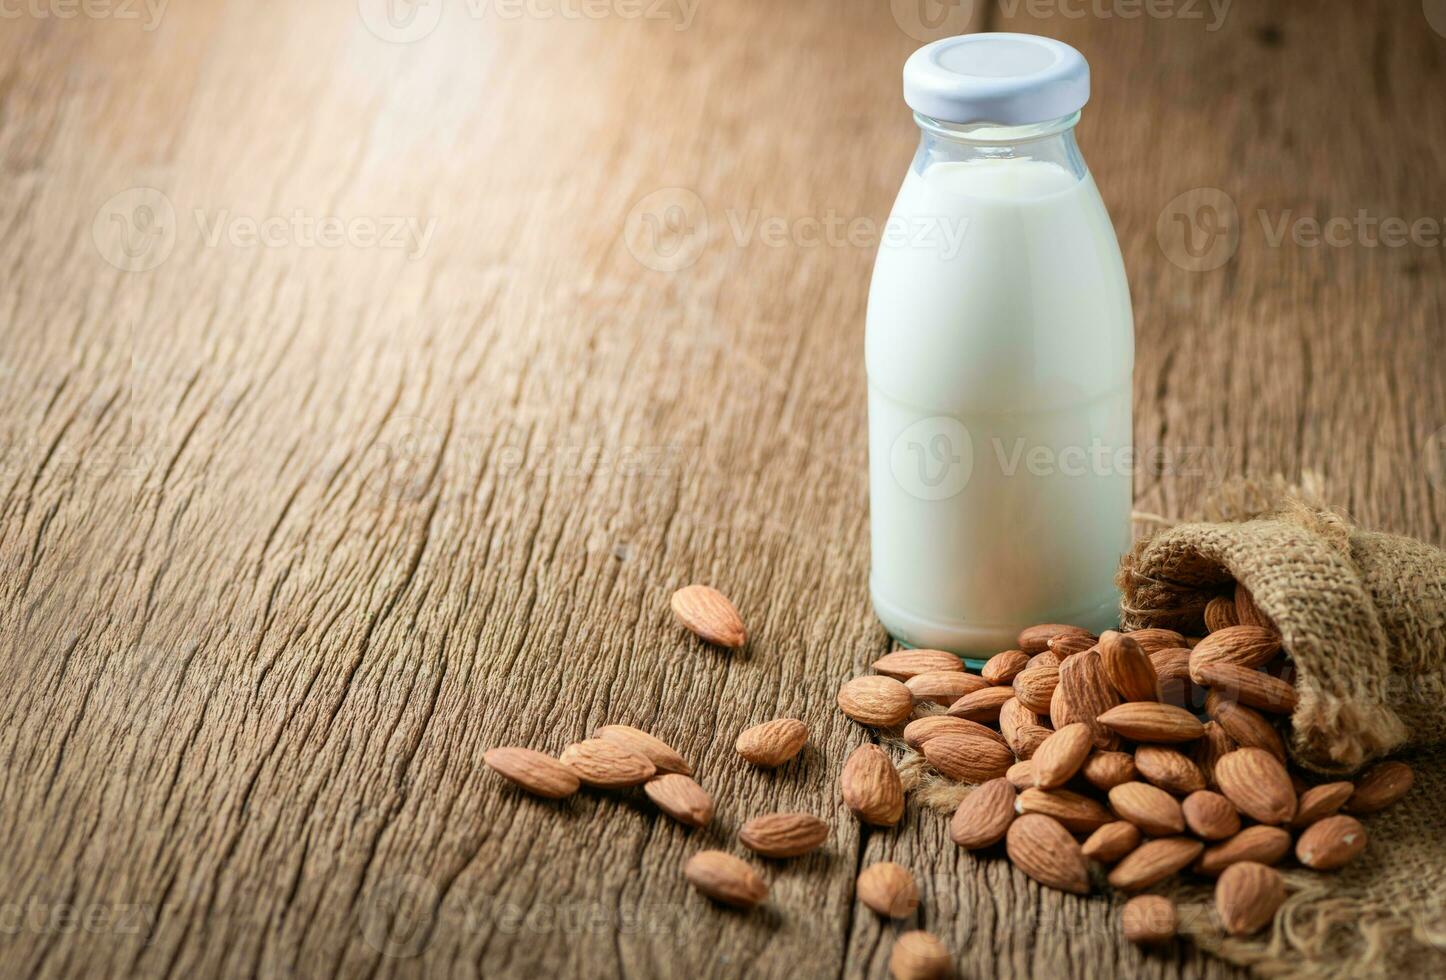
903, 33, 1089, 126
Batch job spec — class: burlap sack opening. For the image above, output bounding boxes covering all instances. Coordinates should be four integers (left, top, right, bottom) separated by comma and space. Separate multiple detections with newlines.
893, 478, 1446, 977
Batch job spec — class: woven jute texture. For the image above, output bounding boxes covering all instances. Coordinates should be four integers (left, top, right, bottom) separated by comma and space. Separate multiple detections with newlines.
897, 479, 1446, 977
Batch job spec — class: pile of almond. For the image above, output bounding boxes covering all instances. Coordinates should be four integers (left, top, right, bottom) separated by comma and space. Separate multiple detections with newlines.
839, 583, 1414, 961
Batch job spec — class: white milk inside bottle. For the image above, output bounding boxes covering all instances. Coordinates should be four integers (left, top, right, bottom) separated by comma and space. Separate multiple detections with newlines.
867, 34, 1134, 658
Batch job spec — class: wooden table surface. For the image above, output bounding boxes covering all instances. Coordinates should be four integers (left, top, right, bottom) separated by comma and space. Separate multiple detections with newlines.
2, 0, 1443, 977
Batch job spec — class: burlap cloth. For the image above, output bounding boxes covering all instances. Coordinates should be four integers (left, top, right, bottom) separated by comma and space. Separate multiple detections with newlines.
895, 478, 1446, 977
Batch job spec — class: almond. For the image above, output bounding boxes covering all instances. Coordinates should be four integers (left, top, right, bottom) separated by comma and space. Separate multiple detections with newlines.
857, 862, 918, 918
1195, 825, 1293, 876
945, 685, 1015, 723
596, 724, 692, 775
1290, 781, 1354, 827
739, 812, 829, 858
1005, 814, 1090, 894
1215, 748, 1296, 824
982, 649, 1030, 685
923, 732, 1015, 784
1216, 861, 1284, 936
1108, 782, 1186, 836
670, 585, 746, 648
906, 670, 988, 706
1233, 583, 1275, 631
1031, 723, 1093, 789
1018, 624, 1092, 655
838, 675, 914, 728
1122, 894, 1177, 946
841, 744, 904, 826
1194, 720, 1237, 787
1107, 837, 1203, 892
1082, 820, 1142, 864
872, 649, 964, 680
483, 747, 580, 799
735, 718, 809, 767
1096, 702, 1204, 743
1081, 751, 1137, 791
1203, 595, 1240, 633
1344, 761, 1414, 814
1047, 632, 1097, 658
1205, 694, 1286, 759
997, 696, 1039, 742
644, 774, 714, 827
1049, 680, 1075, 729
1006, 759, 1035, 789
949, 777, 1016, 849
889, 930, 952, 980
1009, 724, 1053, 761
1196, 662, 1297, 714
1028, 650, 1061, 670
1181, 790, 1240, 841
1099, 631, 1160, 701
1149, 648, 1195, 707
1134, 745, 1206, 795
559, 739, 656, 788
904, 714, 1009, 751
1295, 814, 1367, 870
1058, 649, 1121, 750
1012, 665, 1060, 714
1187, 626, 1281, 684
1125, 628, 1189, 654
684, 851, 766, 909
1017, 787, 1113, 833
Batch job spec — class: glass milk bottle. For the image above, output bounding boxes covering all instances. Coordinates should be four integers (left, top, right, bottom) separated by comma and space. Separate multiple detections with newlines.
867, 34, 1133, 659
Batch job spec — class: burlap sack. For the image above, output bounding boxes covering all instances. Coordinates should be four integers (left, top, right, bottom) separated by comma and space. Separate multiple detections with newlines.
894, 478, 1446, 977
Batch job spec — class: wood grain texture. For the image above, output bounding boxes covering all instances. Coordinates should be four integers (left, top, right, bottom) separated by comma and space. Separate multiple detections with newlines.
0, 1, 1440, 978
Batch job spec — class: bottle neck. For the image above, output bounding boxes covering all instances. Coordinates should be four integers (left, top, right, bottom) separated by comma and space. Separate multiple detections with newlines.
913, 112, 1088, 180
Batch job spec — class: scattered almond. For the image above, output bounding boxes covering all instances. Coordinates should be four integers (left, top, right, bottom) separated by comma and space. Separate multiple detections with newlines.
559, 739, 656, 788
1344, 761, 1414, 814
1195, 825, 1292, 876
1203, 595, 1240, 633
904, 714, 1009, 751
1215, 748, 1296, 824
838, 675, 914, 728
949, 777, 1017, 849
1058, 649, 1121, 750
1018, 624, 1092, 655
1205, 694, 1286, 760
1215, 861, 1284, 936
1096, 702, 1204, 743
923, 731, 1014, 783
739, 812, 829, 858
1012, 665, 1060, 714
1107, 837, 1204, 892
1134, 745, 1206, 795
1010, 724, 1053, 761
644, 774, 714, 827
1196, 661, 1298, 714
1098, 631, 1160, 701
1181, 790, 1240, 841
1006, 759, 1035, 790
1005, 813, 1090, 894
1028, 650, 1061, 670
1047, 631, 1097, 658
684, 851, 766, 909
982, 649, 1030, 684
1290, 781, 1354, 827
872, 649, 965, 680
1082, 820, 1142, 864
670, 585, 746, 648
483, 747, 580, 799
735, 718, 809, 767
890, 930, 952, 980
1193, 720, 1237, 787
857, 862, 919, 918
596, 724, 691, 776
1108, 782, 1186, 836
841, 744, 904, 826
1031, 723, 1093, 789
1296, 814, 1367, 870
1123, 628, 1189, 654
945, 685, 1016, 723
1081, 751, 1137, 791
1233, 583, 1274, 632
1122, 894, 1177, 946
906, 670, 988, 706
1016, 787, 1113, 833
1187, 626, 1281, 684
